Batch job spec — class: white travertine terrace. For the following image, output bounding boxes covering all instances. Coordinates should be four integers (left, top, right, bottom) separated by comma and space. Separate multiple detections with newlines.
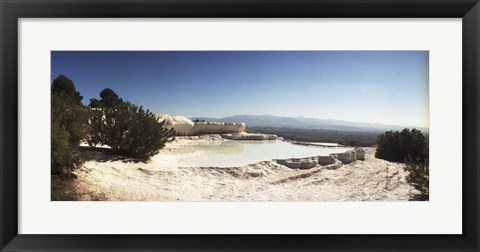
156, 114, 195, 135
156, 114, 246, 136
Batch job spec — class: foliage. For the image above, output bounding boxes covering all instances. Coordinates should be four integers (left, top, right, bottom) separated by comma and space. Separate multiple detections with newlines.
375, 128, 427, 163
88, 101, 175, 159
51, 121, 79, 173
52, 92, 90, 147
51, 75, 83, 106
404, 157, 429, 196
51, 77, 90, 174
246, 127, 381, 147
375, 128, 429, 198
89, 88, 123, 108
88, 98, 101, 108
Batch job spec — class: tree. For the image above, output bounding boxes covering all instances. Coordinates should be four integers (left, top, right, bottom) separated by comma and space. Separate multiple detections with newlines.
51, 75, 83, 105
88, 100, 175, 159
52, 92, 90, 147
88, 88, 124, 108
51, 117, 78, 171
375, 128, 427, 163
404, 157, 429, 196
51, 76, 89, 174
88, 98, 101, 108
375, 128, 429, 198
100, 88, 123, 107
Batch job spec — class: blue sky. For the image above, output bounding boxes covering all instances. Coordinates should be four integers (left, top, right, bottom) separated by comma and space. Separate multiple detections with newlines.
51, 51, 429, 127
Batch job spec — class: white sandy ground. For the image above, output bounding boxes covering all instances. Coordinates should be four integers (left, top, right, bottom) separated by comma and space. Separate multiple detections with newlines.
66, 137, 419, 201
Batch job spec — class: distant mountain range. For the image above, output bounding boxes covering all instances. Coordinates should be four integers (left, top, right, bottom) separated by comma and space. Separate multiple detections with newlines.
191, 115, 429, 133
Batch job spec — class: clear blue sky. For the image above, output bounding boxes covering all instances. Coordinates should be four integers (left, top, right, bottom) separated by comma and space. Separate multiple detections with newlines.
51, 51, 429, 127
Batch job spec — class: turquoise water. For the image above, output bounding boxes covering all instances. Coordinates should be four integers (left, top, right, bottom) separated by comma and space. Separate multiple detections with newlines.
170, 140, 352, 168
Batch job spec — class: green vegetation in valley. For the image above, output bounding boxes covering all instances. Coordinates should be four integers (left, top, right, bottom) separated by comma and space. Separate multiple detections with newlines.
246, 127, 382, 147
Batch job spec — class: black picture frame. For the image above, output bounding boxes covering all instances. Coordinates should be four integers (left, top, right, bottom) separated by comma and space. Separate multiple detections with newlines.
1, 0, 479, 251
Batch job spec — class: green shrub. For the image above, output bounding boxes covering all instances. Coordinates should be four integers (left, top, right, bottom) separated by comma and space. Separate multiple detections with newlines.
88, 101, 175, 159
51, 123, 80, 173
51, 75, 83, 106
88, 88, 123, 108
88, 98, 102, 108
51, 77, 89, 174
375, 128, 429, 198
375, 128, 427, 163
52, 92, 90, 146
404, 158, 429, 196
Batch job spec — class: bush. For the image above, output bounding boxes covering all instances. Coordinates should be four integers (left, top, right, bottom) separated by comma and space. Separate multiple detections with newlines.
375, 128, 427, 163
88, 98, 101, 108
51, 75, 83, 105
375, 128, 429, 198
51, 77, 90, 174
88, 101, 175, 159
52, 92, 90, 146
88, 88, 123, 108
51, 122, 80, 172
404, 158, 429, 196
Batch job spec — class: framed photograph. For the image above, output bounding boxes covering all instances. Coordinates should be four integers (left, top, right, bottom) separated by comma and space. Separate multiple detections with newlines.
1, 0, 479, 251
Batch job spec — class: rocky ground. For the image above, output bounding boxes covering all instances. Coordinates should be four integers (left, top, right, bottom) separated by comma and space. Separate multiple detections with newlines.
55, 137, 420, 201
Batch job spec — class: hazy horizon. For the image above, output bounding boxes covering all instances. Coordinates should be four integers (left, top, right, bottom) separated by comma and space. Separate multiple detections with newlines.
51, 51, 429, 128
188, 113, 428, 129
